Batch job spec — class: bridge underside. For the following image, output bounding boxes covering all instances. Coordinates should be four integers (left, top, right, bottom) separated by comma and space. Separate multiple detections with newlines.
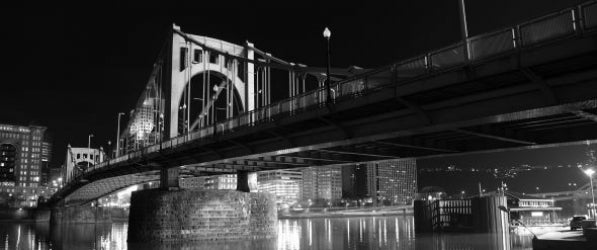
53, 23, 597, 205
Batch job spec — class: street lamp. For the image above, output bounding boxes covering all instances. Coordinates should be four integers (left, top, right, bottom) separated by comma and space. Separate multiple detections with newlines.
323, 27, 332, 104
88, 134, 94, 168
116, 112, 124, 157
585, 168, 596, 217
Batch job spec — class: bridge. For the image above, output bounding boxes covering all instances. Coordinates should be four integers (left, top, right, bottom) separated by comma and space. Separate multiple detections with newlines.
46, 0, 597, 241
50, 1, 597, 204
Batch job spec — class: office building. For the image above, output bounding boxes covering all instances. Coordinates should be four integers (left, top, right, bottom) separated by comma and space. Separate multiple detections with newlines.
363, 159, 418, 205
204, 174, 236, 190
302, 166, 342, 202
257, 170, 302, 205
0, 124, 48, 188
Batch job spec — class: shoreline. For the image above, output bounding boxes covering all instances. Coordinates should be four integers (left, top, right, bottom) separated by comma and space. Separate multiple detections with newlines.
279, 207, 413, 219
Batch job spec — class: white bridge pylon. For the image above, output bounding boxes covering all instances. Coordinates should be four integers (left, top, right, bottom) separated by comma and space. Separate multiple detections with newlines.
170, 24, 255, 137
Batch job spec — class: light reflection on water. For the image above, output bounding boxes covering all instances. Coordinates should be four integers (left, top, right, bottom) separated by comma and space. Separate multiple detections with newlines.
0, 216, 533, 250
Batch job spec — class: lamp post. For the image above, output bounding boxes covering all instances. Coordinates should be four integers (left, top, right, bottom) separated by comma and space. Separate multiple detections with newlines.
116, 112, 124, 157
323, 27, 332, 104
585, 168, 596, 218
458, 0, 470, 61
88, 134, 94, 168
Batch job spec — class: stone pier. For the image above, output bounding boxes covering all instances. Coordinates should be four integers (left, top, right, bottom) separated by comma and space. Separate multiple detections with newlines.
50, 204, 113, 224
127, 189, 277, 242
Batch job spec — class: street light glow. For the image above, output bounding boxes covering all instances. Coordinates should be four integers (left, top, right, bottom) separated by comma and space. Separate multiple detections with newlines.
585, 168, 595, 177
323, 27, 331, 39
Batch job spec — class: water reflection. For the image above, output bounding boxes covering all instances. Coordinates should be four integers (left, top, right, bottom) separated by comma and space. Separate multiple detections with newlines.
0, 216, 534, 250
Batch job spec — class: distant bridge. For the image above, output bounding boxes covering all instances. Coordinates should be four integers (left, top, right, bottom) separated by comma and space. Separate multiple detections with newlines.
51, 1, 597, 205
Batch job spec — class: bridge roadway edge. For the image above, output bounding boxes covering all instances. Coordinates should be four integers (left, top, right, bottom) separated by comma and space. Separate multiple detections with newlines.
127, 189, 277, 242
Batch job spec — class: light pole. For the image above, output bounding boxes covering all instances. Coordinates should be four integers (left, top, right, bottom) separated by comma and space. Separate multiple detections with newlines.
585, 168, 596, 218
458, 0, 470, 61
116, 112, 124, 157
88, 134, 94, 169
323, 27, 332, 104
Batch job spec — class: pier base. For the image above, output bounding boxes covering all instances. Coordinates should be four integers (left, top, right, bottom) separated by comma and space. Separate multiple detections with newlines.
127, 189, 277, 242
50, 204, 113, 224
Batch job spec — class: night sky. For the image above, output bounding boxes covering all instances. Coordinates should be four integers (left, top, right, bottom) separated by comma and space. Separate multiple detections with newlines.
0, 1, 591, 192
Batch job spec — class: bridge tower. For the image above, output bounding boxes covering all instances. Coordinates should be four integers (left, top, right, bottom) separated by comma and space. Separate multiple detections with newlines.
168, 24, 255, 138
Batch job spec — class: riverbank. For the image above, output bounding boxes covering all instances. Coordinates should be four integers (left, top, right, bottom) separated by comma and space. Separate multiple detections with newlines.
279, 206, 412, 219
0, 207, 37, 222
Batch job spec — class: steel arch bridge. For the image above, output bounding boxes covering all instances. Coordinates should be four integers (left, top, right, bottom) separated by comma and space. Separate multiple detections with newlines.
51, 1, 597, 206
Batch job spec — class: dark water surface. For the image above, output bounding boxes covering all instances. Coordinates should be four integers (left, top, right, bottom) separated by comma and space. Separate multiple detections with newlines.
0, 216, 533, 250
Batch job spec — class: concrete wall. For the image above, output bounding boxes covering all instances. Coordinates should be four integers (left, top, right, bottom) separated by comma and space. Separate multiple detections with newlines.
128, 189, 277, 242
50, 205, 113, 224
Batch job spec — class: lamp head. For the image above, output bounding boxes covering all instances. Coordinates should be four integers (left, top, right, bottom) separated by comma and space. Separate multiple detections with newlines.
585, 168, 595, 177
323, 27, 331, 39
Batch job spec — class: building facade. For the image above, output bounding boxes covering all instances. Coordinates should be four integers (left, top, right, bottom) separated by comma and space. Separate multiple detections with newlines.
302, 166, 342, 202
342, 159, 418, 205
204, 174, 237, 190
0, 124, 48, 188
257, 170, 302, 205
40, 139, 52, 187
376, 159, 417, 205
0, 124, 54, 207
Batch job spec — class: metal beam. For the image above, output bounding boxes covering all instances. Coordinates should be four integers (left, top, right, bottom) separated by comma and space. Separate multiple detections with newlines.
395, 97, 432, 125
281, 155, 354, 164
317, 149, 399, 159
570, 110, 597, 123
520, 68, 558, 105
452, 129, 536, 145
318, 117, 351, 139
375, 140, 458, 153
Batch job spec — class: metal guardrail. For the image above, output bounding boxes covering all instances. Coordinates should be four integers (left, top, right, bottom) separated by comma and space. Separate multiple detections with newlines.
61, 1, 597, 187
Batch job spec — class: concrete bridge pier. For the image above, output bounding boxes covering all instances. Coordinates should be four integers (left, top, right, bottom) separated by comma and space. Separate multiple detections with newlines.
127, 168, 276, 242
49, 201, 113, 225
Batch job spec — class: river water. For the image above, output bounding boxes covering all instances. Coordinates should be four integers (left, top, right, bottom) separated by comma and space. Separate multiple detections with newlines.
0, 216, 533, 250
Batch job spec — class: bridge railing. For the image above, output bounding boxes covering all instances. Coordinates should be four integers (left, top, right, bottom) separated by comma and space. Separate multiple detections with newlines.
62, 1, 597, 186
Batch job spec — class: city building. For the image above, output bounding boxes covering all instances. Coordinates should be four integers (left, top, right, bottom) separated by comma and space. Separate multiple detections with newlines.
345, 159, 418, 206
180, 176, 206, 189
373, 159, 417, 205
302, 166, 342, 203
257, 170, 302, 205
204, 174, 237, 190
0, 124, 48, 188
120, 93, 164, 155
40, 137, 53, 186
506, 191, 562, 225
63, 145, 107, 183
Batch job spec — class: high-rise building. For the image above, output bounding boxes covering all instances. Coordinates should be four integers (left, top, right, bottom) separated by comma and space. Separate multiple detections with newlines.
363, 159, 417, 205
0, 124, 56, 207
257, 170, 302, 205
302, 166, 342, 202
0, 124, 47, 188
40, 137, 52, 186
341, 165, 355, 198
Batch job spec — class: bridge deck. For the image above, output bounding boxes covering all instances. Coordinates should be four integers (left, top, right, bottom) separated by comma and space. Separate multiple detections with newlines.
52, 1, 597, 204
